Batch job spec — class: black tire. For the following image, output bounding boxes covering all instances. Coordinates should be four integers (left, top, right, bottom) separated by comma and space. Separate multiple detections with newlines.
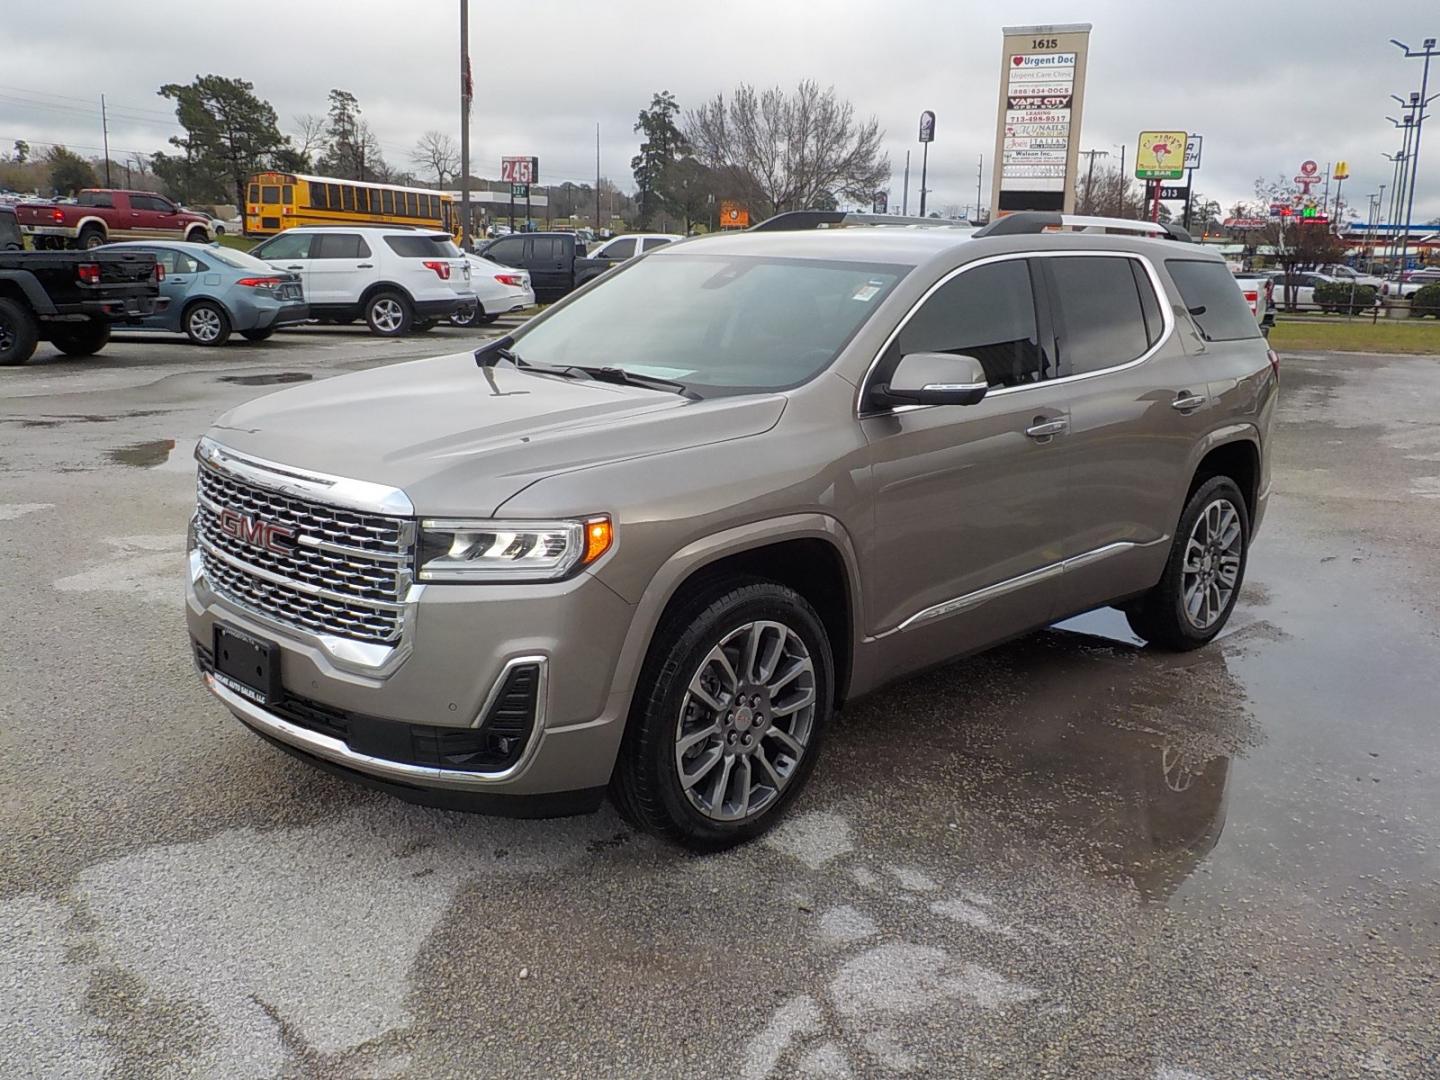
449, 303, 479, 327
240, 328, 275, 342
48, 318, 110, 357
182, 300, 232, 346
365, 290, 412, 336
611, 578, 834, 850
0, 297, 39, 366
1125, 476, 1250, 651
477, 312, 501, 325
185, 227, 210, 244
412, 318, 437, 333
77, 225, 105, 250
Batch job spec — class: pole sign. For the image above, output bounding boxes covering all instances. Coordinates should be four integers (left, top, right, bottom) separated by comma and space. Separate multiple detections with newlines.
511, 183, 529, 198
1333, 159, 1350, 180
990, 22, 1093, 216
1158, 184, 1190, 200
873, 190, 889, 213
1294, 160, 1321, 195
1184, 134, 1203, 170
1223, 217, 1268, 230
1135, 131, 1187, 179
918, 111, 935, 143
500, 156, 538, 185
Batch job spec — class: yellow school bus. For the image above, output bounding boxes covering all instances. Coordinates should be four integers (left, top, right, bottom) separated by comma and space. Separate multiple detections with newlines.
244, 172, 456, 238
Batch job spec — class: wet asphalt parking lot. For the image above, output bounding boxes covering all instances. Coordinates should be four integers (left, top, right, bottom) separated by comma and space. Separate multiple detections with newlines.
1, 325, 1437, 1079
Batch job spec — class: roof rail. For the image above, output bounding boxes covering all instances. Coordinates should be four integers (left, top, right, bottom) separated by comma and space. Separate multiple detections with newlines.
972, 212, 1192, 243
751, 210, 975, 232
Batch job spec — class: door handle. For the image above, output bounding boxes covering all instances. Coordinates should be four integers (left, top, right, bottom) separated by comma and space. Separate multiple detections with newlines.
1171, 393, 1208, 411
1025, 418, 1068, 439
285, 265, 303, 270
357, 263, 373, 268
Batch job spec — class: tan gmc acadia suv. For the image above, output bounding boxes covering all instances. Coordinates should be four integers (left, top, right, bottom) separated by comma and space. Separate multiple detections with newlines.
186, 210, 1277, 849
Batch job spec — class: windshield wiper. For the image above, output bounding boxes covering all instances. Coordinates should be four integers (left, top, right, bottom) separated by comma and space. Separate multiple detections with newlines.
474, 335, 525, 368
566, 365, 697, 398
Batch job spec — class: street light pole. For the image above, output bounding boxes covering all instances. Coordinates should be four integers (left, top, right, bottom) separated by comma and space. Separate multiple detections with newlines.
458, 0, 471, 250
1392, 37, 1438, 277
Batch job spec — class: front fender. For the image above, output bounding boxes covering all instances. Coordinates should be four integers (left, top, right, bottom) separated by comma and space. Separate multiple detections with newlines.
604, 512, 866, 703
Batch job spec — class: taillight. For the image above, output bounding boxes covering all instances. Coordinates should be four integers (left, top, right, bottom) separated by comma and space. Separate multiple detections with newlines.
76, 263, 100, 284
1243, 290, 1258, 315
422, 260, 451, 280
51, 208, 64, 223
1267, 348, 1280, 380
155, 263, 165, 281
235, 277, 282, 289
495, 273, 523, 286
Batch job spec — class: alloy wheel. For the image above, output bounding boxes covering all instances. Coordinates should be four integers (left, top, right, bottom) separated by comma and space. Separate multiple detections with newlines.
371, 298, 403, 333
674, 620, 817, 822
1181, 498, 1243, 631
0, 318, 13, 352
189, 307, 223, 343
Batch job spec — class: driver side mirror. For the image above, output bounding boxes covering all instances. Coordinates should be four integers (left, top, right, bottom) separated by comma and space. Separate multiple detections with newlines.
871, 352, 989, 409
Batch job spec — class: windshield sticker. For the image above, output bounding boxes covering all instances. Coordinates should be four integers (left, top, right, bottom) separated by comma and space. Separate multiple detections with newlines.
852, 281, 885, 302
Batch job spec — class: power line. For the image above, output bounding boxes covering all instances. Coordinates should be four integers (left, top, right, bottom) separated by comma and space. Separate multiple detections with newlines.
0, 83, 176, 120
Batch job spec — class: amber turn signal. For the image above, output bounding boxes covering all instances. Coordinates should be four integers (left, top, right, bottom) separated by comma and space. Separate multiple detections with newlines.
582, 516, 614, 565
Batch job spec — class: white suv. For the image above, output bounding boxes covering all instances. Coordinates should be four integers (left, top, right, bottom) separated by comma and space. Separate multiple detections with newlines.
251, 226, 471, 335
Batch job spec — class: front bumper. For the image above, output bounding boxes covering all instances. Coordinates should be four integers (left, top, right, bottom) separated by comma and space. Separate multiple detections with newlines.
186, 548, 637, 799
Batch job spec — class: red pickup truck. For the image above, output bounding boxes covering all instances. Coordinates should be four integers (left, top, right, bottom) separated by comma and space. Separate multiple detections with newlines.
16, 189, 212, 250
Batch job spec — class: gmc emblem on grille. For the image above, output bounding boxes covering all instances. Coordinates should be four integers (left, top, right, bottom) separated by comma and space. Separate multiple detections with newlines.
217, 507, 296, 554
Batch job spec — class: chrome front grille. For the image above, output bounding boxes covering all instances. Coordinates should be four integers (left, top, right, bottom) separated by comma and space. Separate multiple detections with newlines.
196, 463, 413, 645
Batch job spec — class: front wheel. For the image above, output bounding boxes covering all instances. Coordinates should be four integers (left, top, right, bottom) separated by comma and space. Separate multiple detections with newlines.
365, 290, 411, 336
183, 301, 231, 346
0, 297, 39, 366
1125, 476, 1250, 651
49, 318, 110, 357
611, 579, 833, 850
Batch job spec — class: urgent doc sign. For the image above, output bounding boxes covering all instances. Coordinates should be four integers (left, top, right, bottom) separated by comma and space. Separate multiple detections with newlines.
991, 23, 1092, 217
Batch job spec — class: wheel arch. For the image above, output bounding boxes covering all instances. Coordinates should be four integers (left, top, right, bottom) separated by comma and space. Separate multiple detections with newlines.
1187, 428, 1261, 524
610, 515, 863, 713
359, 281, 416, 308
74, 216, 107, 239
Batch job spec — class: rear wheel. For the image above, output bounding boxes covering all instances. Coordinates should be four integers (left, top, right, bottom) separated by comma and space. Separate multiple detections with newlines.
183, 300, 231, 346
48, 318, 110, 357
611, 579, 832, 850
77, 225, 105, 250
412, 318, 437, 333
240, 328, 275, 342
365, 290, 411, 336
0, 297, 39, 366
1125, 476, 1249, 651
449, 303, 479, 327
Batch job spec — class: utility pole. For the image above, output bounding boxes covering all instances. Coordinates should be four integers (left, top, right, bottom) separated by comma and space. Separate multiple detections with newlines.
595, 123, 601, 233
1392, 36, 1439, 279
100, 94, 111, 186
1079, 149, 1108, 214
976, 154, 983, 223
459, 0, 471, 249
902, 150, 910, 215
1117, 145, 1127, 216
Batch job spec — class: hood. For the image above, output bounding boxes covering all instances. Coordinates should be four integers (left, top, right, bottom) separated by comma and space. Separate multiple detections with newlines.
209, 352, 787, 516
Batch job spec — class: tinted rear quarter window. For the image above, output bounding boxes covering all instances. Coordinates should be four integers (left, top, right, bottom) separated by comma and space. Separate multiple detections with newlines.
642, 237, 673, 251
1166, 260, 1262, 342
384, 235, 459, 258
485, 238, 525, 264
1045, 256, 1152, 376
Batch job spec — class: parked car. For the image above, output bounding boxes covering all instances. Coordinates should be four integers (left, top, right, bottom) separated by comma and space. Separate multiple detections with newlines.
250, 226, 470, 335
476, 231, 671, 302
1268, 271, 1337, 309
585, 233, 683, 266
1314, 264, 1384, 289
14, 189, 212, 250
1231, 270, 1275, 334
0, 205, 21, 251
0, 246, 164, 365
1382, 267, 1440, 297
103, 241, 307, 346
186, 210, 1275, 848
450, 253, 535, 327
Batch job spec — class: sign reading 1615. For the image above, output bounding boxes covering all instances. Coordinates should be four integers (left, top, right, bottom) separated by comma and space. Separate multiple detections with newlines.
1031, 37, 1058, 48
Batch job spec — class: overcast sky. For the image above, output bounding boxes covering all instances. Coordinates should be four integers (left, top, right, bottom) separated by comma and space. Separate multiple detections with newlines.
2, 0, 1436, 222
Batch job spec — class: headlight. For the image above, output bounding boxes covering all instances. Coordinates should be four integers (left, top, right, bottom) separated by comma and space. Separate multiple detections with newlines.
417, 516, 613, 583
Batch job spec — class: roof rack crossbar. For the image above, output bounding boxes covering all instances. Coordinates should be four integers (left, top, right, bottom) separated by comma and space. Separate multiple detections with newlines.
972, 211, 1192, 243
751, 210, 975, 232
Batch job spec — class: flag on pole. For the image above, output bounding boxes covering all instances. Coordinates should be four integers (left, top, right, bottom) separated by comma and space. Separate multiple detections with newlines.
462, 54, 473, 105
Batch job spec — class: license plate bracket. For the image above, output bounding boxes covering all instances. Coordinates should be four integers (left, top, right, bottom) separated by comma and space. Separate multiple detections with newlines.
212, 623, 280, 705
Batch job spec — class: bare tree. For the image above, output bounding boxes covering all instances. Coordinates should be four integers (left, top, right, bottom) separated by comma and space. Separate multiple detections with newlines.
412, 130, 459, 188
684, 81, 889, 218
292, 113, 327, 166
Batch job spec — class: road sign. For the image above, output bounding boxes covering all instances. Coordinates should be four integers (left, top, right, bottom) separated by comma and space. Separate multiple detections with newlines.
1184, 135, 1202, 170
1135, 131, 1187, 179
719, 201, 749, 229
500, 156, 538, 184
918, 111, 935, 143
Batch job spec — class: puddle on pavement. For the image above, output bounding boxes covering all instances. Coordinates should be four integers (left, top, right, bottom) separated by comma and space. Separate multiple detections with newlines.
107, 439, 177, 468
217, 372, 313, 386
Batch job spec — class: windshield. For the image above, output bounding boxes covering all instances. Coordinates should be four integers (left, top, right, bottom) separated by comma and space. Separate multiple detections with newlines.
511, 253, 906, 395
205, 247, 275, 272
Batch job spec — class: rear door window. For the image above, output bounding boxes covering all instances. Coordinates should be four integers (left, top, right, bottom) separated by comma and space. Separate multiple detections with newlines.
1044, 256, 1154, 377
1166, 259, 1263, 341
529, 237, 563, 261
254, 232, 313, 260
313, 233, 370, 259
484, 237, 526, 265
261, 185, 280, 205
602, 237, 636, 259
880, 258, 1049, 390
